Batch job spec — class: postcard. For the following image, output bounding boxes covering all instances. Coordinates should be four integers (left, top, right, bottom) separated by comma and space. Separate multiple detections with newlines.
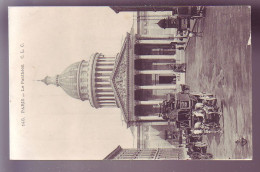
9, 6, 252, 160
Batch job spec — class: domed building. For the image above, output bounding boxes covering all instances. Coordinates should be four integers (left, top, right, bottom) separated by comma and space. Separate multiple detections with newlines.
41, 52, 117, 108
41, 23, 185, 149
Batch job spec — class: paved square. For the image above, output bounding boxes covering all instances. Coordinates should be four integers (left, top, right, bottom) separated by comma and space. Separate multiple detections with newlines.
185, 6, 252, 159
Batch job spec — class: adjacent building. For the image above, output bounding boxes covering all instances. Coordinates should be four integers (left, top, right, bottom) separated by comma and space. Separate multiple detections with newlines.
104, 145, 186, 160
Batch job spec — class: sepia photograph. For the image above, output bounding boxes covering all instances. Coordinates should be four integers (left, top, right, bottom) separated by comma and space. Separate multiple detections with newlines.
9, 6, 252, 160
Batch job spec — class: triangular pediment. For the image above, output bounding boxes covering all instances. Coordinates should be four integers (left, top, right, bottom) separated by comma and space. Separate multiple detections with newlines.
111, 33, 131, 124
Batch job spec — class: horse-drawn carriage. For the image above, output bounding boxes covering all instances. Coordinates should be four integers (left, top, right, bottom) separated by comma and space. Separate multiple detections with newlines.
190, 92, 222, 133
187, 142, 213, 160
159, 90, 195, 128
159, 85, 222, 159
159, 85, 222, 130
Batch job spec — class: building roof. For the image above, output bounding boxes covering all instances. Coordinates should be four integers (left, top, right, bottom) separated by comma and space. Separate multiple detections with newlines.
103, 145, 122, 160
111, 33, 131, 125
110, 27, 137, 127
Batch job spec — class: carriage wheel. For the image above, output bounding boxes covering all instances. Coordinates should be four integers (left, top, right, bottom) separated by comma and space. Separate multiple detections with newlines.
191, 152, 203, 159
203, 153, 213, 159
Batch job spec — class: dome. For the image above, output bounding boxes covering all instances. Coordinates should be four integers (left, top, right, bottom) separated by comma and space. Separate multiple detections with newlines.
58, 60, 89, 100
41, 52, 117, 108
41, 60, 90, 101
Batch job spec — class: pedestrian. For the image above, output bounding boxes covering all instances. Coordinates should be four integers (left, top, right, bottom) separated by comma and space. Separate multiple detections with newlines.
235, 137, 247, 146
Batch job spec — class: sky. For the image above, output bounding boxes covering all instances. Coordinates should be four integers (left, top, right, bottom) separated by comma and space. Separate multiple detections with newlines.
9, 7, 135, 160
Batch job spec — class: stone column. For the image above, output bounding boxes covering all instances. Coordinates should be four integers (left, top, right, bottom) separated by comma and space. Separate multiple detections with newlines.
137, 35, 176, 40
137, 39, 174, 44
96, 61, 115, 65
135, 70, 176, 75
138, 116, 165, 121
96, 75, 110, 79
98, 97, 115, 100
99, 100, 116, 103
136, 55, 176, 60
96, 82, 111, 85
137, 121, 169, 126
92, 54, 117, 108
137, 35, 188, 41
97, 92, 114, 96
135, 100, 162, 105
96, 70, 113, 74
96, 66, 114, 70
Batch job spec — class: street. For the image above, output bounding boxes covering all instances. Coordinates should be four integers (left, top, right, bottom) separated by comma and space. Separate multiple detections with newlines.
185, 6, 252, 159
